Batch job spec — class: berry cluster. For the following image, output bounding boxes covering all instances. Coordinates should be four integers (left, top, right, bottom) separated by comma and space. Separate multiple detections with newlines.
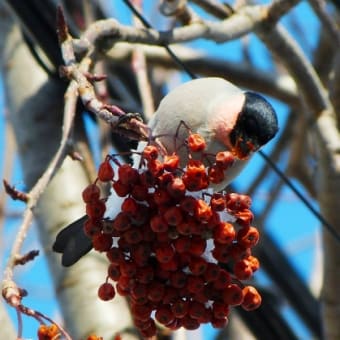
83, 133, 261, 337
37, 324, 104, 340
38, 324, 60, 340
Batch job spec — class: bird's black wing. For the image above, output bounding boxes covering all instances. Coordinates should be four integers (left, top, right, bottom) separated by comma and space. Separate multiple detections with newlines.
53, 215, 93, 267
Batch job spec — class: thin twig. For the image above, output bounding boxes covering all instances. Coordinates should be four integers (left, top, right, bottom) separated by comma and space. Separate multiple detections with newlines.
3, 179, 28, 202
308, 0, 340, 45
2, 42, 79, 326
130, 0, 155, 120
259, 25, 340, 159
160, 0, 201, 24
190, 0, 234, 18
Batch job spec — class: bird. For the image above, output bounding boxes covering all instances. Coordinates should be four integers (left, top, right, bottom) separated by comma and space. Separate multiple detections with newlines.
53, 77, 279, 266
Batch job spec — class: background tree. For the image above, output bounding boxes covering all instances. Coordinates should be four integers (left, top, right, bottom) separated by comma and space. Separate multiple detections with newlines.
0, 0, 339, 339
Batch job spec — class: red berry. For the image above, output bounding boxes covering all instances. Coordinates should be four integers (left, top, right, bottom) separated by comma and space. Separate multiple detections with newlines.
112, 212, 131, 231
176, 220, 192, 235
123, 228, 143, 245
147, 281, 165, 302
212, 242, 230, 263
180, 196, 198, 214
92, 233, 113, 252
188, 301, 206, 319
189, 236, 207, 256
228, 243, 251, 261
150, 214, 168, 233
215, 151, 234, 169
247, 255, 260, 272
171, 299, 189, 318
196, 288, 211, 304
170, 270, 187, 288
112, 180, 131, 197
156, 230, 171, 242
210, 193, 226, 211
187, 133, 206, 152
208, 164, 225, 184
167, 177, 186, 199
147, 159, 164, 176
174, 236, 191, 253
136, 265, 154, 284
155, 244, 175, 263
194, 199, 212, 222
82, 184, 100, 203
131, 184, 148, 201
241, 286, 262, 311
98, 160, 114, 182
212, 269, 231, 290
142, 145, 158, 161
164, 206, 183, 226
118, 164, 139, 185
226, 193, 252, 211
189, 256, 208, 276
222, 283, 244, 306
98, 282, 115, 301
106, 247, 124, 264
178, 252, 191, 267
234, 258, 254, 280
182, 316, 200, 330
212, 301, 230, 319
139, 171, 155, 187
120, 260, 137, 278
116, 277, 130, 296
213, 222, 236, 244
155, 305, 175, 326
163, 154, 180, 171
187, 275, 205, 293
204, 262, 221, 282
131, 243, 151, 266
235, 209, 254, 227
83, 218, 102, 237
108, 263, 121, 281
159, 256, 179, 272
121, 197, 139, 216
182, 160, 209, 191
157, 172, 174, 187
140, 321, 156, 338
132, 303, 152, 321
86, 200, 106, 219
153, 188, 172, 205
237, 226, 259, 248
131, 283, 148, 304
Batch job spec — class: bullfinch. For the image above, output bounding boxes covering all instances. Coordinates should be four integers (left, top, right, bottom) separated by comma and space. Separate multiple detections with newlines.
53, 77, 278, 266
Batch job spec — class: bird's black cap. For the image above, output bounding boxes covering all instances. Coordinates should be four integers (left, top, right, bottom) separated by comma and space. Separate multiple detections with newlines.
229, 92, 279, 158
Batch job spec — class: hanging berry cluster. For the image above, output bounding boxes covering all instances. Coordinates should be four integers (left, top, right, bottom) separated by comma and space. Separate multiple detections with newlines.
82, 133, 262, 338
37, 324, 60, 340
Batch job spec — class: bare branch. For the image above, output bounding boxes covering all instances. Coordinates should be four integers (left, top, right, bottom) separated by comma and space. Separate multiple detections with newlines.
3, 179, 28, 202
75, 1, 298, 52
